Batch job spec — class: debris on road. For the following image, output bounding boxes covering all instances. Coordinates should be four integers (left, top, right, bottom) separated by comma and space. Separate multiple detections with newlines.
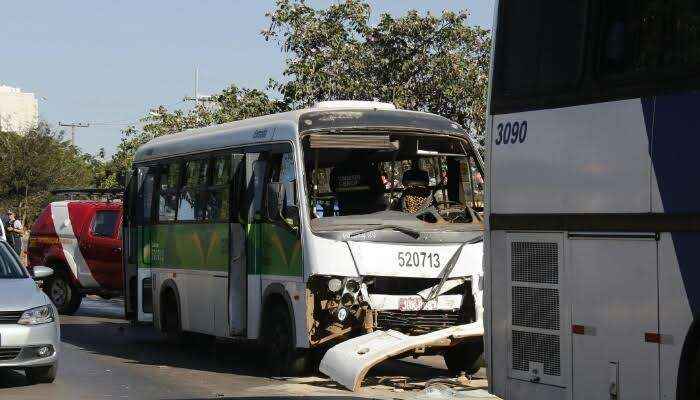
319, 321, 483, 392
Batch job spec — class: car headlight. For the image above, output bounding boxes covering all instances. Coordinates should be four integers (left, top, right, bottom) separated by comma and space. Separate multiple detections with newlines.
18, 305, 54, 325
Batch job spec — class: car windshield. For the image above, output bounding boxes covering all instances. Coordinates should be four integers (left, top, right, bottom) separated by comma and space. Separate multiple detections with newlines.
303, 132, 484, 231
0, 242, 28, 279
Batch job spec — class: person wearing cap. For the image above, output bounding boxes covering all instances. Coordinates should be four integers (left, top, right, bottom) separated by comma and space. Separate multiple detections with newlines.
6, 211, 23, 255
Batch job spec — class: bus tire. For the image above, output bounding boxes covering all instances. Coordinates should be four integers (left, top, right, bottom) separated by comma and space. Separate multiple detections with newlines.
443, 337, 484, 376
45, 269, 81, 315
161, 289, 184, 344
260, 302, 306, 376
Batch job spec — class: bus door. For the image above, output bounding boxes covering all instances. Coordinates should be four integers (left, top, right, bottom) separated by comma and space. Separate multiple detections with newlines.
569, 235, 659, 400
124, 166, 156, 323
245, 152, 266, 339
227, 153, 246, 336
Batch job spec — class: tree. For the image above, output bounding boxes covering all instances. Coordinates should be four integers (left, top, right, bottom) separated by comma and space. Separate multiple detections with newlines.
107, 0, 491, 180
102, 85, 285, 187
0, 123, 96, 224
263, 0, 491, 147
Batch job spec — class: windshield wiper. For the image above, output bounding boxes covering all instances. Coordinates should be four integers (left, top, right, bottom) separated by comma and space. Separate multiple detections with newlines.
466, 235, 483, 244
348, 224, 420, 239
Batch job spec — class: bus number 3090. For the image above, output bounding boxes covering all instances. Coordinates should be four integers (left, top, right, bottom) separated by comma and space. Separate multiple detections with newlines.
495, 121, 527, 145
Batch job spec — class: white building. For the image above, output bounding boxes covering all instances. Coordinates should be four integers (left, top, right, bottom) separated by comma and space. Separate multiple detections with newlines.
0, 85, 38, 133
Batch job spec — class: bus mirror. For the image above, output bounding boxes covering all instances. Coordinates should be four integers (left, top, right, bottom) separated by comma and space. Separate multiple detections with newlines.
266, 182, 285, 221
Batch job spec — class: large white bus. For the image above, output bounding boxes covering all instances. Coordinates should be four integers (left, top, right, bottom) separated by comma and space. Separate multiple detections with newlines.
485, 1, 700, 399
123, 101, 486, 375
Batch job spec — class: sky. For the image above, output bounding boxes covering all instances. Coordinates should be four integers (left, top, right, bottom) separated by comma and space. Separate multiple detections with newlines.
1, 1, 495, 157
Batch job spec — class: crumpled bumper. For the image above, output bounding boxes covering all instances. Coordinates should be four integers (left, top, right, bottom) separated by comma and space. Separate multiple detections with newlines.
320, 320, 483, 391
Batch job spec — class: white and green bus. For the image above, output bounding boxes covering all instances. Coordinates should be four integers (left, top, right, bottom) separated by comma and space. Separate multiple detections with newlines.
123, 101, 486, 374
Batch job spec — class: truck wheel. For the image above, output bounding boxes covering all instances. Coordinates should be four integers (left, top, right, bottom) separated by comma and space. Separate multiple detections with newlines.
25, 363, 57, 384
260, 302, 306, 376
443, 337, 484, 376
46, 270, 81, 315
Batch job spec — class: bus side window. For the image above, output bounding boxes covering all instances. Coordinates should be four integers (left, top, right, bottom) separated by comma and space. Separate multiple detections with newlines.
178, 159, 208, 221
158, 163, 180, 222
205, 155, 232, 222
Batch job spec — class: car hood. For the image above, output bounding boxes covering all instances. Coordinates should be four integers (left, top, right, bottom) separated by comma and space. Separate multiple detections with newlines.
0, 278, 49, 311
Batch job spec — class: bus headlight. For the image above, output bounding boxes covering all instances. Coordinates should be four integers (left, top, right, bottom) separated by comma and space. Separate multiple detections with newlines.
345, 279, 360, 293
328, 278, 343, 293
337, 307, 349, 322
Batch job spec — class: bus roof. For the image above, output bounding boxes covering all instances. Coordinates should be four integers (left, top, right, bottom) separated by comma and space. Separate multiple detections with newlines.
133, 104, 467, 164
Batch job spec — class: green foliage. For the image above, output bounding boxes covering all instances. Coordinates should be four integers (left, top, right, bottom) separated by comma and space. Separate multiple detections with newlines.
102, 85, 286, 186
263, 0, 491, 145
107, 0, 491, 183
0, 123, 98, 224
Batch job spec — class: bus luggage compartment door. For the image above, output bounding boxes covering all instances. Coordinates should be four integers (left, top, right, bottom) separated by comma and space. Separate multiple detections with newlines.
569, 235, 659, 400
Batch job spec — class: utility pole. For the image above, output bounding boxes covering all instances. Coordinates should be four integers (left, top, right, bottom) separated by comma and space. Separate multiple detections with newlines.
183, 66, 214, 104
58, 122, 89, 146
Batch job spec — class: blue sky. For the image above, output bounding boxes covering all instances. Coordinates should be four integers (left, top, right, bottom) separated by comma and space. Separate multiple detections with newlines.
2, 1, 495, 157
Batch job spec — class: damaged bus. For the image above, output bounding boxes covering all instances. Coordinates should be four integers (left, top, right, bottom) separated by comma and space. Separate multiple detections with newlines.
123, 101, 485, 378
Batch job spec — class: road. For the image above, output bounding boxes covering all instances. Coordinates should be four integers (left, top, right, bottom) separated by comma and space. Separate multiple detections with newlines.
0, 297, 490, 399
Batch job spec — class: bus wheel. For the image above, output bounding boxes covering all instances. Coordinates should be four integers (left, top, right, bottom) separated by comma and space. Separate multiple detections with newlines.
45, 270, 81, 315
261, 303, 306, 376
443, 337, 484, 376
161, 290, 184, 343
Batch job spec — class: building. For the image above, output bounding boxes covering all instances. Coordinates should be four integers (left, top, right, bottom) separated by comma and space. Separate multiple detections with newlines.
0, 85, 38, 133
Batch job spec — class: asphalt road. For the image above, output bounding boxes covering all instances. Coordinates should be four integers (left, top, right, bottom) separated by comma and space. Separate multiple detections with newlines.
0, 297, 489, 400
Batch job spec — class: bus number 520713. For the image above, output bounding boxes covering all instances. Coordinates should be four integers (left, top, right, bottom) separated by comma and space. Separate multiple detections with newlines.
495, 121, 527, 145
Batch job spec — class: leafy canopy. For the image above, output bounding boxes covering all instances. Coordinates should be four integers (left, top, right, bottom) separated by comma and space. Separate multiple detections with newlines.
105, 0, 491, 186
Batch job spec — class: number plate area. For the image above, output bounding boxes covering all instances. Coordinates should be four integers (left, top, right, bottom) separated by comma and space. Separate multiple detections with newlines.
346, 241, 483, 278
369, 294, 463, 311
397, 251, 441, 269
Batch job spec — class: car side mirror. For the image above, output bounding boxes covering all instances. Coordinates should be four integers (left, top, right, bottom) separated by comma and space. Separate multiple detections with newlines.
32, 266, 53, 280
266, 182, 285, 221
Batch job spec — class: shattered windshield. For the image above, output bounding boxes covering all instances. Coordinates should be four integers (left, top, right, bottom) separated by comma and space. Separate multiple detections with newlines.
303, 132, 484, 231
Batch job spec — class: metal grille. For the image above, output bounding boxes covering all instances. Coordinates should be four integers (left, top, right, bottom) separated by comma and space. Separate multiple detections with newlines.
512, 331, 561, 376
512, 286, 560, 330
377, 310, 465, 335
511, 242, 558, 284
0, 347, 22, 361
0, 311, 22, 324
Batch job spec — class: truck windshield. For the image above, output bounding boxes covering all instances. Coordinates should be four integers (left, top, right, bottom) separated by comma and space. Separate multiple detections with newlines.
0, 242, 28, 279
303, 132, 484, 231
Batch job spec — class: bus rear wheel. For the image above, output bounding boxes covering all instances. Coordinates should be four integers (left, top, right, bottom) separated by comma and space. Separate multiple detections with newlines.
443, 337, 484, 376
260, 302, 306, 376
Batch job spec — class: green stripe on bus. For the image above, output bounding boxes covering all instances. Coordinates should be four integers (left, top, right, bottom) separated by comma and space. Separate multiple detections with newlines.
150, 223, 229, 271
135, 221, 302, 277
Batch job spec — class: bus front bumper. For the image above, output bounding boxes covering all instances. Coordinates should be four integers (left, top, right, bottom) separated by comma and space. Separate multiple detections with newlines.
319, 320, 483, 391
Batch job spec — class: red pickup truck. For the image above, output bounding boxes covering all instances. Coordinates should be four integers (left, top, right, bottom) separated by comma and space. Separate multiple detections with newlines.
27, 200, 123, 314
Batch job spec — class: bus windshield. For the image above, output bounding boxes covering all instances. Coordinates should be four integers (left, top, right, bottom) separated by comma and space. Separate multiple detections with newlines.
303, 132, 484, 232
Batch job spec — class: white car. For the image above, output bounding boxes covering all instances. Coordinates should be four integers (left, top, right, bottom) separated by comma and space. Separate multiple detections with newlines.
0, 217, 6, 242
0, 240, 59, 384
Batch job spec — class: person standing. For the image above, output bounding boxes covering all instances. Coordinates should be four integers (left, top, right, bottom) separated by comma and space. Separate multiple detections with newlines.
6, 211, 23, 255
